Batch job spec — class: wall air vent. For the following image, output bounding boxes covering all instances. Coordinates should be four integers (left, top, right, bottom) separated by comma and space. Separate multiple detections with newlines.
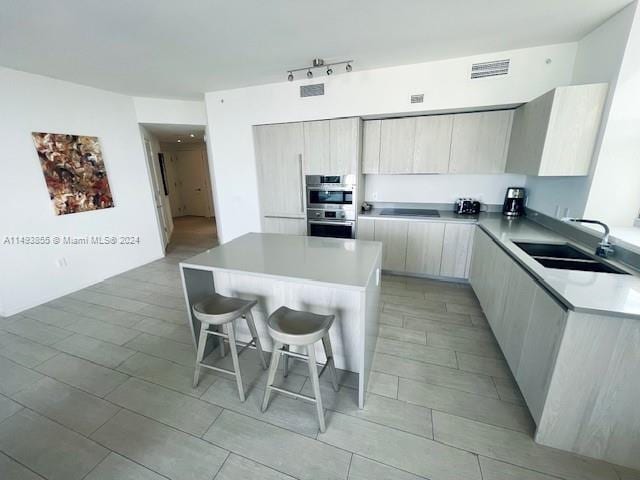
470, 59, 510, 79
410, 94, 424, 104
300, 83, 325, 97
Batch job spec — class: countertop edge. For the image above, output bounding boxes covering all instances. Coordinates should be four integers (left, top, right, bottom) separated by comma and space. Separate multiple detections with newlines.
476, 224, 640, 321
179, 262, 370, 292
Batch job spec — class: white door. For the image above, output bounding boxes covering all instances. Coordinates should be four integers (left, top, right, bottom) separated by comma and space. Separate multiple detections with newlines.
179, 149, 211, 217
144, 139, 169, 248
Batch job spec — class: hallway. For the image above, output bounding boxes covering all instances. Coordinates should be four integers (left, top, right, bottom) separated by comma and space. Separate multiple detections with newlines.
167, 216, 218, 253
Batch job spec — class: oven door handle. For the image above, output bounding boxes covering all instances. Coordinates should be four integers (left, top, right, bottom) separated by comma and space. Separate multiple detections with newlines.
308, 220, 355, 226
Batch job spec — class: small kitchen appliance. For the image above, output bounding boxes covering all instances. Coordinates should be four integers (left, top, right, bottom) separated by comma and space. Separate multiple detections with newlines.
502, 187, 526, 217
454, 198, 481, 215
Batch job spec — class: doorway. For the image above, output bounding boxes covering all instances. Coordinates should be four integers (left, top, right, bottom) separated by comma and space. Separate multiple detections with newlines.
140, 123, 217, 253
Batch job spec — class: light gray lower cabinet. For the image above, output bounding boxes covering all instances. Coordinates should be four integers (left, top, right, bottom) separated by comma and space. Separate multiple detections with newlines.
440, 223, 474, 278
405, 222, 445, 275
358, 219, 473, 279
262, 216, 307, 235
373, 219, 409, 271
470, 228, 567, 424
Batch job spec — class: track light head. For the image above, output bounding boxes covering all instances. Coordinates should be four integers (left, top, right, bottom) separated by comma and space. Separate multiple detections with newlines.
307, 70, 313, 79
345, 63, 352, 72
287, 72, 294, 82
326, 68, 333, 76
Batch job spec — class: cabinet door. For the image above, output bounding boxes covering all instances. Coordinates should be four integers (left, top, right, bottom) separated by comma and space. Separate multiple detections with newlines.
330, 118, 359, 175
500, 262, 536, 372
413, 115, 453, 173
405, 222, 445, 275
303, 120, 331, 175
374, 219, 408, 271
357, 218, 375, 241
449, 110, 513, 173
254, 123, 305, 216
516, 285, 567, 423
440, 224, 475, 279
505, 90, 553, 175
262, 216, 307, 235
483, 241, 512, 331
362, 120, 381, 174
469, 228, 493, 311
379, 118, 416, 174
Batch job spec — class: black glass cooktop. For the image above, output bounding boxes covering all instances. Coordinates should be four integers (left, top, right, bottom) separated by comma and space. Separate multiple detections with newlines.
379, 208, 440, 217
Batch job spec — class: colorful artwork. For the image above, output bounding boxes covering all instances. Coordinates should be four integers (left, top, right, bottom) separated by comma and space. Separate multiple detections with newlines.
32, 132, 114, 215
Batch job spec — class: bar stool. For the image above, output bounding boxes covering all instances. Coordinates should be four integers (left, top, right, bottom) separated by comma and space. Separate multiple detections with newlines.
261, 306, 339, 432
192, 293, 267, 401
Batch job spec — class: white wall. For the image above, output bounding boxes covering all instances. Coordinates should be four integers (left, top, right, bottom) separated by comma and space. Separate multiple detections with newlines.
583, 2, 640, 226
205, 43, 577, 242
133, 97, 207, 125
0, 67, 163, 316
365, 174, 525, 205
526, 2, 637, 220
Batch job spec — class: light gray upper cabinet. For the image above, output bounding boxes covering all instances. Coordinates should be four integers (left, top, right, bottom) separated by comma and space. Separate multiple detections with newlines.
506, 83, 608, 176
449, 110, 514, 174
379, 117, 416, 174
254, 123, 305, 217
413, 115, 453, 173
303, 117, 360, 175
362, 120, 381, 174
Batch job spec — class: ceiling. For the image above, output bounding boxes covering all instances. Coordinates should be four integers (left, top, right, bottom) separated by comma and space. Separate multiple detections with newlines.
142, 124, 206, 144
0, 0, 632, 99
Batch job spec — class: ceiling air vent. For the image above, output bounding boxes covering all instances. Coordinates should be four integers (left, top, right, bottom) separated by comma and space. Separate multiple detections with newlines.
471, 59, 510, 79
410, 94, 424, 104
300, 83, 325, 97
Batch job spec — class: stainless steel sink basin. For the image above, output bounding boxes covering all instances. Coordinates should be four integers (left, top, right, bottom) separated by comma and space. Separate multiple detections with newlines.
514, 242, 629, 275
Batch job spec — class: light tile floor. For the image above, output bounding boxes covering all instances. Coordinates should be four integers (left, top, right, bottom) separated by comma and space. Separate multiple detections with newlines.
0, 219, 639, 479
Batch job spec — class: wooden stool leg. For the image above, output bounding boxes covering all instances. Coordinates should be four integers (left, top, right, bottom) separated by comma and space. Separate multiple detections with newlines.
261, 341, 282, 412
307, 345, 326, 432
322, 333, 339, 392
226, 322, 245, 402
245, 311, 267, 370
193, 322, 209, 388
282, 345, 289, 377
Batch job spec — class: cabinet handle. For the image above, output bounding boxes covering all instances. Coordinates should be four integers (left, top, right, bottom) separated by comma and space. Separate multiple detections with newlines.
298, 153, 305, 213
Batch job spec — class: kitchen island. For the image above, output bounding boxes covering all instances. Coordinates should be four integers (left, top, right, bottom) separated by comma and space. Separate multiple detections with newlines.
179, 232, 382, 408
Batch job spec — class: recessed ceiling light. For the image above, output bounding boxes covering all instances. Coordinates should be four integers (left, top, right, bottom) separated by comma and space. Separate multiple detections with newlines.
189, 133, 195, 138
177, 139, 182, 143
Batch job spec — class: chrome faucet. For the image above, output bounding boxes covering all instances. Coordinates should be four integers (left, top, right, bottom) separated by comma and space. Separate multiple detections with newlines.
562, 218, 614, 258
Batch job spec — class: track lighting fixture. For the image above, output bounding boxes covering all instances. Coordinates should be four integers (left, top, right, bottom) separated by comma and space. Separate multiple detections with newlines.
286, 58, 353, 82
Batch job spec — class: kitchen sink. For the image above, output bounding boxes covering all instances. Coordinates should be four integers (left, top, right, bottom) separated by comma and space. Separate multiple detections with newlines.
514, 242, 629, 275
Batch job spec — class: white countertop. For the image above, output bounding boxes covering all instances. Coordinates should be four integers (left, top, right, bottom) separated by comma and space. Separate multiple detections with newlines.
477, 216, 640, 319
180, 233, 382, 290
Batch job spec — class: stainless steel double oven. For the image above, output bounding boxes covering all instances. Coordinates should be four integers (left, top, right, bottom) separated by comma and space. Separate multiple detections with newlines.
306, 175, 357, 239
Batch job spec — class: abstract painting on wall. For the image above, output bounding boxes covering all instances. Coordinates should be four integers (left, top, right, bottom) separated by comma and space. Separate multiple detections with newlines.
32, 132, 114, 215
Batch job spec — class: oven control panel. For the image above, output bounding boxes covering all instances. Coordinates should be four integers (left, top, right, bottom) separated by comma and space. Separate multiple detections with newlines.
307, 208, 354, 221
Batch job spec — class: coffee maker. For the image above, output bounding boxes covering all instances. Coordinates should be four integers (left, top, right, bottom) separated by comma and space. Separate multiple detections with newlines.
502, 187, 526, 217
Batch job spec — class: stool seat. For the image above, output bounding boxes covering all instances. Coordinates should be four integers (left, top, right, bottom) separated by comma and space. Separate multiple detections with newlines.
267, 306, 334, 346
193, 293, 257, 325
